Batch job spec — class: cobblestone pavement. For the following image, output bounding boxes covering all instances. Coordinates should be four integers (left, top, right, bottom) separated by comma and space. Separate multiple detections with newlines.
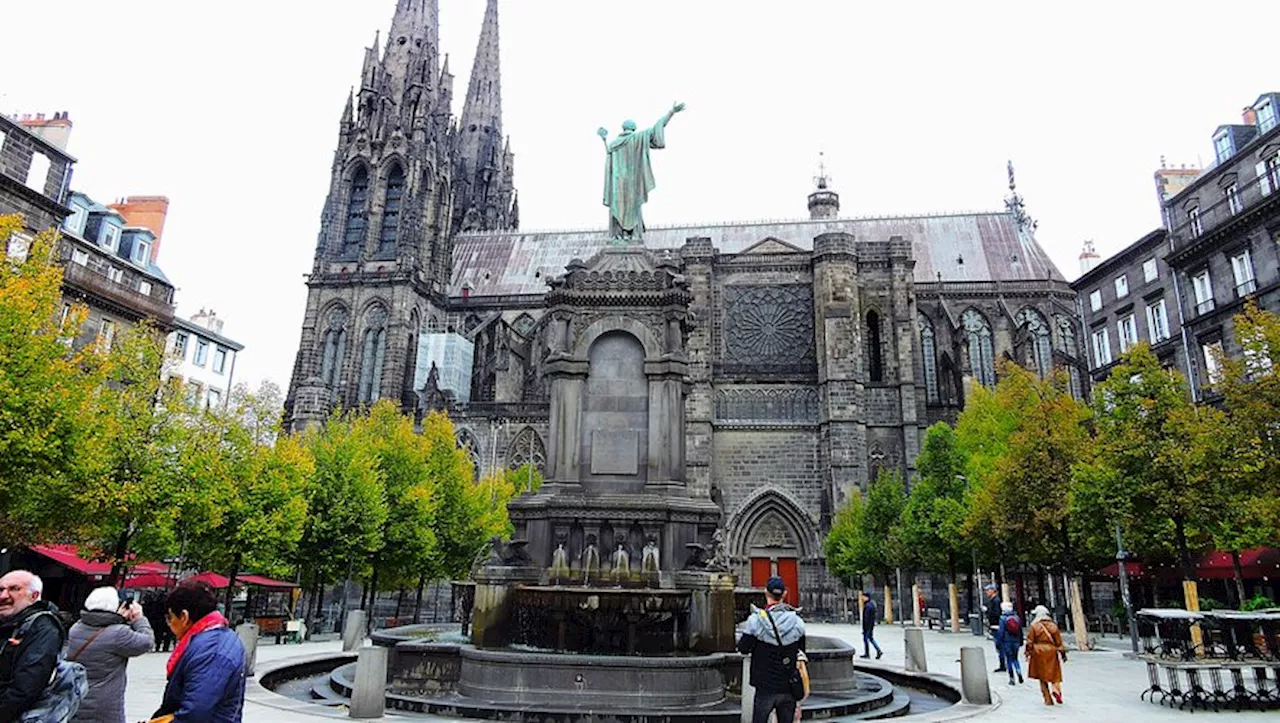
121, 625, 1274, 721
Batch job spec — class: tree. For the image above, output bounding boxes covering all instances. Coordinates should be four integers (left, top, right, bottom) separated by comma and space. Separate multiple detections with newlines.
0, 214, 103, 546
898, 423, 969, 581
295, 413, 387, 621
75, 322, 189, 584
183, 383, 312, 610
824, 471, 907, 587
352, 400, 437, 611
422, 411, 485, 581
1079, 346, 1231, 601
1212, 302, 1280, 605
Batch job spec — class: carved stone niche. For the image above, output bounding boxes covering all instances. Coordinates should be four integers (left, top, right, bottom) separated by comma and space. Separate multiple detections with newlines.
507, 242, 722, 572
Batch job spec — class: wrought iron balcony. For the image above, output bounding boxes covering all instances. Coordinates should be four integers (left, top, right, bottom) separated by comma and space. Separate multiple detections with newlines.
62, 261, 175, 326
1169, 166, 1280, 252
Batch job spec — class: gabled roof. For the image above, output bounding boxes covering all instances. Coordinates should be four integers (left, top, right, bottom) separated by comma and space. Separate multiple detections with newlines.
450, 211, 1065, 297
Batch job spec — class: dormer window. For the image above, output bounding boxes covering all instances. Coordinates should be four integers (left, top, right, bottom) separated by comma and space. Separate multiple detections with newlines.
1259, 99, 1277, 133
101, 224, 121, 252
131, 238, 152, 266
63, 203, 87, 235
1214, 132, 1234, 163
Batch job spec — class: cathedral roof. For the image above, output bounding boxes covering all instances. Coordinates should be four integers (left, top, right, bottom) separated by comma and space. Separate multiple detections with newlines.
450, 211, 1065, 298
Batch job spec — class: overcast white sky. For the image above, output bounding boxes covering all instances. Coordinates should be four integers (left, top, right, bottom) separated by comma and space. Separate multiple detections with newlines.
4, 1, 1278, 390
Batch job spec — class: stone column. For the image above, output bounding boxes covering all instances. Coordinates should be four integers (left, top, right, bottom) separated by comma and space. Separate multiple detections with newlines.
812, 232, 866, 502
342, 610, 367, 652
959, 647, 992, 704
235, 623, 259, 677
904, 627, 927, 672
349, 646, 389, 718
646, 372, 686, 486
545, 362, 586, 484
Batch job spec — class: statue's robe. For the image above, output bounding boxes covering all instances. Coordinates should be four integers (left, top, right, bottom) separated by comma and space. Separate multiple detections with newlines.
603, 121, 667, 239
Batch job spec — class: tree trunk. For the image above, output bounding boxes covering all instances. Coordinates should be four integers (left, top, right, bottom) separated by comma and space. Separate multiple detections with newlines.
396, 588, 406, 621
1230, 550, 1247, 609
224, 553, 242, 620
413, 573, 427, 624
109, 527, 133, 588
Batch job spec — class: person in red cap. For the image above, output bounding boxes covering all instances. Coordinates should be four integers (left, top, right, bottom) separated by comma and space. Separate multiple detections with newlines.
737, 576, 807, 723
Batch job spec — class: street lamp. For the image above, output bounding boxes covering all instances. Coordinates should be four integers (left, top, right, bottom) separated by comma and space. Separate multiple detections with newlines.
1115, 524, 1140, 653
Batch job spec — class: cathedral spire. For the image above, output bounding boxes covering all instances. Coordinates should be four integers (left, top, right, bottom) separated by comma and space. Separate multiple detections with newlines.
453, 0, 517, 233
458, 0, 503, 163
381, 0, 440, 109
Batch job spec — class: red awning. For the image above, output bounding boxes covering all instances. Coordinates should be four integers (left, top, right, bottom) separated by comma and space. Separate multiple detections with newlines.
121, 574, 175, 589
1097, 548, 1280, 581
237, 574, 298, 590
29, 545, 168, 578
1098, 561, 1147, 578
183, 572, 297, 590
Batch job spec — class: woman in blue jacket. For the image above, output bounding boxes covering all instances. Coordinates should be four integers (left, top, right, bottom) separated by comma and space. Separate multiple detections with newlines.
151, 580, 245, 722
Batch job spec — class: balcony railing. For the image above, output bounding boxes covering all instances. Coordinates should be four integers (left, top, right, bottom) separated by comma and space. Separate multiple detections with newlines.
1195, 298, 1216, 316
62, 261, 175, 324
1169, 166, 1279, 250
1236, 278, 1258, 297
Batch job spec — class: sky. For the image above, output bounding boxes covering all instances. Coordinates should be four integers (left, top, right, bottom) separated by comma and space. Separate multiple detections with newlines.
4, 0, 1279, 391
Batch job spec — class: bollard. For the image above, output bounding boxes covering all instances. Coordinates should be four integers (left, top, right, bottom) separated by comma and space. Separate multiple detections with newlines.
348, 645, 388, 719
739, 654, 755, 723
235, 623, 259, 677
911, 584, 922, 628
904, 627, 927, 672
959, 646, 992, 705
342, 610, 368, 653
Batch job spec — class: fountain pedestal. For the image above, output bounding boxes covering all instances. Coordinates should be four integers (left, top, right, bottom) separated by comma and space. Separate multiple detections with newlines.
675, 569, 738, 653
471, 565, 542, 649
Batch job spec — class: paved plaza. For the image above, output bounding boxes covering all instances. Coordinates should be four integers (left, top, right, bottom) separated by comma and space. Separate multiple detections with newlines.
118, 622, 1276, 721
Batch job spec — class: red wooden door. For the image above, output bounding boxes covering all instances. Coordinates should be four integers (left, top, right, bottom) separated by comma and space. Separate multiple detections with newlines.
751, 558, 772, 588
777, 558, 799, 607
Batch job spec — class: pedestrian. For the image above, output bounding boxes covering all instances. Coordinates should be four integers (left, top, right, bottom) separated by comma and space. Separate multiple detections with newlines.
144, 594, 174, 653
995, 601, 1024, 686
150, 580, 246, 722
982, 584, 1003, 672
737, 576, 807, 723
858, 590, 882, 659
1025, 604, 1067, 705
0, 570, 75, 722
65, 586, 154, 723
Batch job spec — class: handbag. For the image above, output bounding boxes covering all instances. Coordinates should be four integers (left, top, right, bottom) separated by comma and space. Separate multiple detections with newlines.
763, 609, 810, 701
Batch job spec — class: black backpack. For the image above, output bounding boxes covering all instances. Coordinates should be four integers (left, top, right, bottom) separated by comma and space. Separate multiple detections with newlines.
9, 611, 87, 723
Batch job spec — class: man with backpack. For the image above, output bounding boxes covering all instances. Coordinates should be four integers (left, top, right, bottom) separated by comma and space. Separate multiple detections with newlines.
0, 570, 85, 722
737, 577, 807, 723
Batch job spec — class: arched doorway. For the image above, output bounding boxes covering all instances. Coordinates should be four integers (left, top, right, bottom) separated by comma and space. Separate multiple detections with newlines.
729, 488, 817, 608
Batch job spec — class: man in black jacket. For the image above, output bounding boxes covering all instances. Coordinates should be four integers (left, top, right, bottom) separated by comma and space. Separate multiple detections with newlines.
737, 576, 806, 723
0, 570, 65, 722
983, 584, 1004, 672
859, 591, 883, 659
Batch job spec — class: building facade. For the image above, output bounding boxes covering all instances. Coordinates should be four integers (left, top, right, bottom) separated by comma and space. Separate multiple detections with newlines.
285, 1, 1082, 613
1, 114, 177, 351
1162, 93, 1280, 400
1070, 229, 1187, 383
1075, 93, 1280, 398
164, 309, 244, 409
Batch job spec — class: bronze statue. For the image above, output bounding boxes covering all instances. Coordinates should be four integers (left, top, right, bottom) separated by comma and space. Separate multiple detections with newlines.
598, 102, 686, 243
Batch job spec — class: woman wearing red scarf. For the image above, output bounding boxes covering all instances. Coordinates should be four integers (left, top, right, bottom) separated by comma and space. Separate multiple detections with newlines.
149, 580, 245, 722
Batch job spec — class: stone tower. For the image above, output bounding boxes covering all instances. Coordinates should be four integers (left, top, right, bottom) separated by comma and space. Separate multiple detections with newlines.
285, 0, 514, 429
453, 0, 517, 234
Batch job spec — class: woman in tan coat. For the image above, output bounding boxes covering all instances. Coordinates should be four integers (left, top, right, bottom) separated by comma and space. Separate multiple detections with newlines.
1025, 605, 1066, 705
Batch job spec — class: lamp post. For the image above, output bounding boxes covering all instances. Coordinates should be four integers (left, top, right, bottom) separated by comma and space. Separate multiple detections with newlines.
957, 474, 983, 635
1115, 524, 1139, 653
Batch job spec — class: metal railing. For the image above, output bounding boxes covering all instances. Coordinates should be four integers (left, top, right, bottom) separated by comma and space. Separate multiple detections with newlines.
62, 261, 175, 323
1169, 165, 1279, 250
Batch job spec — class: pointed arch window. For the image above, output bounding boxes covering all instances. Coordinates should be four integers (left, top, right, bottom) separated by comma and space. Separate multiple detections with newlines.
1055, 315, 1084, 400
1016, 307, 1053, 378
378, 165, 405, 257
319, 306, 350, 388
962, 309, 996, 387
866, 310, 884, 382
343, 166, 370, 257
918, 313, 939, 404
358, 306, 389, 405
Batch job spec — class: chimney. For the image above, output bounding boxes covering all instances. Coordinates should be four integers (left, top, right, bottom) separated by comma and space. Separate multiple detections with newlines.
1243, 106, 1258, 126
1079, 240, 1101, 275
18, 111, 74, 152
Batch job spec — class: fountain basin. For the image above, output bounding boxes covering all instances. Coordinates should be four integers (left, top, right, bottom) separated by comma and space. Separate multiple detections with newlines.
458, 647, 728, 708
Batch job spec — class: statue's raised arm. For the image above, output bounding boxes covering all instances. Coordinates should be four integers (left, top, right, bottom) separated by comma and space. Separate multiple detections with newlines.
601, 103, 687, 244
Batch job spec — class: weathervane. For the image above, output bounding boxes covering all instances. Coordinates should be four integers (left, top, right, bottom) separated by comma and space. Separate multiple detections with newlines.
814, 151, 831, 190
